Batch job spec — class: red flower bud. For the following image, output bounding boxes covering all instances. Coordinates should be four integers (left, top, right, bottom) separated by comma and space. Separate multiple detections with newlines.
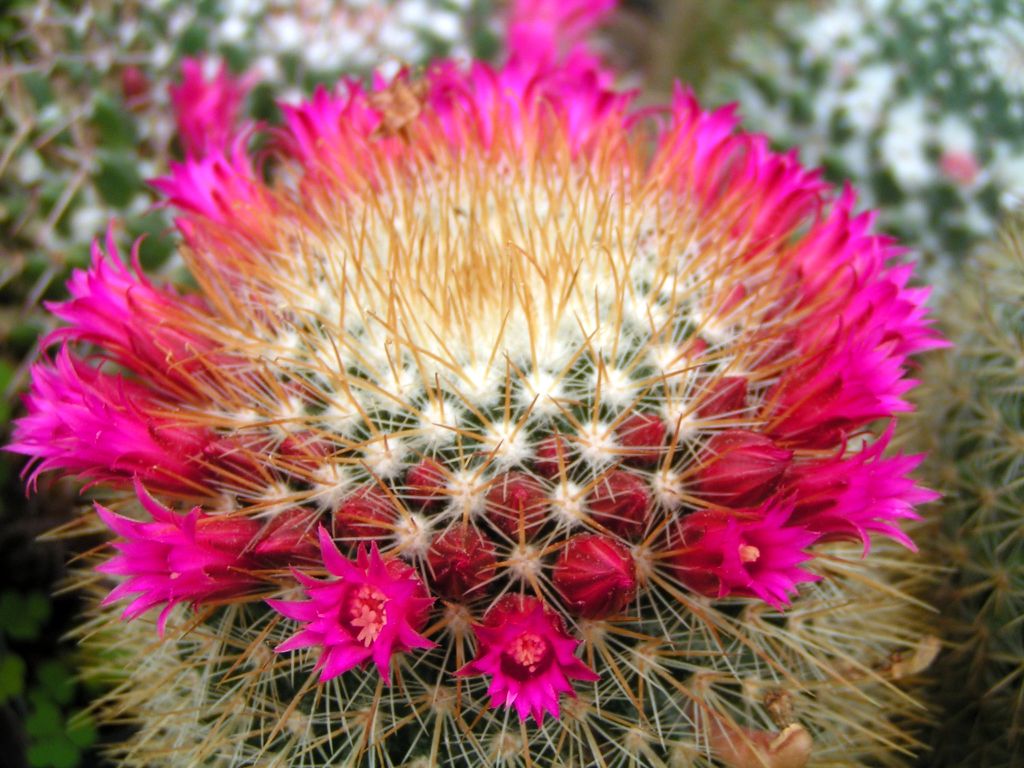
553, 534, 637, 618
407, 458, 447, 507
486, 472, 550, 537
253, 508, 320, 562
534, 435, 570, 478
121, 66, 150, 107
587, 470, 651, 539
696, 430, 792, 506
427, 524, 497, 600
333, 486, 394, 539
697, 376, 748, 419
615, 414, 666, 465
276, 431, 328, 471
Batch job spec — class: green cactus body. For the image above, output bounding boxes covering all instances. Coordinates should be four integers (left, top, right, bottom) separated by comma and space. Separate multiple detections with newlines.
915, 222, 1024, 767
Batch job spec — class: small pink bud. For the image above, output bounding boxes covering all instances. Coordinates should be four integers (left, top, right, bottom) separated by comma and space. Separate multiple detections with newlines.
253, 508, 320, 562
615, 414, 666, 465
697, 376, 748, 418
334, 486, 394, 539
486, 472, 550, 537
587, 470, 651, 539
696, 430, 792, 506
553, 534, 637, 618
277, 431, 328, 470
121, 66, 150, 107
685, 337, 709, 359
407, 458, 447, 507
427, 524, 497, 600
534, 435, 570, 478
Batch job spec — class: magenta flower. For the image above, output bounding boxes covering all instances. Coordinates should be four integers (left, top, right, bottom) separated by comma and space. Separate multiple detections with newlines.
666, 504, 820, 608
507, 0, 616, 67
458, 595, 599, 723
95, 479, 261, 634
169, 57, 254, 157
787, 425, 938, 553
269, 528, 435, 684
46, 228, 215, 388
10, 347, 215, 494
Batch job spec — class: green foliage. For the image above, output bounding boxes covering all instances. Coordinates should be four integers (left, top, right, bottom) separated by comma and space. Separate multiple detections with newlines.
0, 653, 27, 703
0, 591, 96, 768
0, 590, 51, 642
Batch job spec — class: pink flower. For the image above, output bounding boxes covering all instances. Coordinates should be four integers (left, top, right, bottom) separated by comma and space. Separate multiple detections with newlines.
8, 348, 214, 494
786, 426, 937, 553
269, 528, 435, 684
45, 227, 215, 389
95, 479, 261, 634
458, 595, 599, 723
169, 57, 255, 157
940, 150, 980, 186
150, 140, 275, 244
767, 191, 946, 448
507, 0, 616, 67
666, 504, 819, 608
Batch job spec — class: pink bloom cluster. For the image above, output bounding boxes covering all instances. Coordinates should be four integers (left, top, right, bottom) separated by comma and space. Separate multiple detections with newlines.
8, 0, 942, 728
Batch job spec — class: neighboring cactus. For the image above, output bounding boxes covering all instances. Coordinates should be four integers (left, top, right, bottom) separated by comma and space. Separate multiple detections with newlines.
9, 2, 944, 765
712, 0, 1024, 285
912, 221, 1024, 767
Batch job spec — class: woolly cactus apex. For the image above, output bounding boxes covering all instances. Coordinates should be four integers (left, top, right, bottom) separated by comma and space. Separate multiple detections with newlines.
13, 8, 943, 767
712, 0, 1024, 287
913, 220, 1024, 767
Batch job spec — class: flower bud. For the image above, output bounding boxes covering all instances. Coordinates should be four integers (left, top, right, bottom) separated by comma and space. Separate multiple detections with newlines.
697, 376, 748, 419
427, 524, 497, 600
406, 458, 447, 507
486, 472, 550, 537
253, 508, 320, 562
333, 486, 394, 539
615, 413, 666, 465
696, 430, 792, 506
587, 470, 651, 539
553, 534, 637, 618
534, 435, 570, 478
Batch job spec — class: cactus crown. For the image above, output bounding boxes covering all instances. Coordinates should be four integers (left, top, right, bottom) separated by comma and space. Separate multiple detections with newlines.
11, 5, 943, 766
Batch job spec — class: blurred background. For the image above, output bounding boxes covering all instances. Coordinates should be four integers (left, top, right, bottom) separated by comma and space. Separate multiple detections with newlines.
2, 1, 1021, 765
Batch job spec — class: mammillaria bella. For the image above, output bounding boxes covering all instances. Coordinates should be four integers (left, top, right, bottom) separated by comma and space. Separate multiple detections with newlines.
10, 1, 943, 765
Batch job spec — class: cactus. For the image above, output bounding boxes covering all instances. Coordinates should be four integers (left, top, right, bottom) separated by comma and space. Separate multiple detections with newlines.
10, 2, 944, 765
711, 0, 1024, 286
912, 221, 1024, 767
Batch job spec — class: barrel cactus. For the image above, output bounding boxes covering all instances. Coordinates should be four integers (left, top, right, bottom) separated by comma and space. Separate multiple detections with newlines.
10, 2, 943, 765
913, 221, 1024, 767
713, 0, 1024, 285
